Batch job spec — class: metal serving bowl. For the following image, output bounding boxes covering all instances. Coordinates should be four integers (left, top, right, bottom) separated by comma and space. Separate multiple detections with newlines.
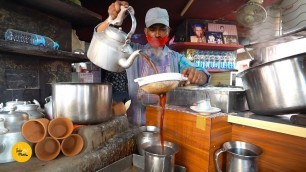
237, 53, 306, 115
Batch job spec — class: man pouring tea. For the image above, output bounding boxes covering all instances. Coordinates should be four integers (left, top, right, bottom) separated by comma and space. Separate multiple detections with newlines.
93, 1, 210, 125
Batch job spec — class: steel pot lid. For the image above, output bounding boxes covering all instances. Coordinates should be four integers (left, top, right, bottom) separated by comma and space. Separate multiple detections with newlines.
5, 99, 25, 108
0, 109, 28, 123
17, 103, 39, 111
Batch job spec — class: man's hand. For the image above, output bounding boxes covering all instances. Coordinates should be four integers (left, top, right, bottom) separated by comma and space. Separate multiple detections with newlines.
97, 1, 129, 32
108, 1, 129, 20
181, 67, 208, 86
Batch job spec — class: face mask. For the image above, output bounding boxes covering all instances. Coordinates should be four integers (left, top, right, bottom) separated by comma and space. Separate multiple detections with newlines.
146, 35, 169, 47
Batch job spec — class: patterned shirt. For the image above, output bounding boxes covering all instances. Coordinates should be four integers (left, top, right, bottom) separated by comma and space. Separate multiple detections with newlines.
126, 43, 210, 125
103, 70, 128, 93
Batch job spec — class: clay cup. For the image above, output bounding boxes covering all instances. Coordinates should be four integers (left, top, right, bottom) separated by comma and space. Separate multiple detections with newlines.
22, 118, 50, 143
48, 117, 74, 140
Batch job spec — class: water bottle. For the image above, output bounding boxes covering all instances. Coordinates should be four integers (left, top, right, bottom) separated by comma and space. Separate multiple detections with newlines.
210, 51, 215, 69
223, 52, 230, 70
31, 34, 59, 50
5, 29, 31, 43
193, 50, 200, 67
214, 51, 220, 69
219, 52, 225, 69
199, 51, 204, 68
205, 51, 211, 69
4, 29, 59, 50
202, 51, 207, 68
229, 52, 237, 69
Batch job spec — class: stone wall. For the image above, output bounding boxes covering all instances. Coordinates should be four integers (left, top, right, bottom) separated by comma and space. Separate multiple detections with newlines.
0, 1, 73, 104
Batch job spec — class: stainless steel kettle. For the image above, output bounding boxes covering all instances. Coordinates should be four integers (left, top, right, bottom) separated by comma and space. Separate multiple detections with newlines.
87, 6, 141, 72
0, 107, 30, 163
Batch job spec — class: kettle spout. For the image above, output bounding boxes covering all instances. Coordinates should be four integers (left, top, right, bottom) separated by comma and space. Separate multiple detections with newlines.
118, 50, 141, 69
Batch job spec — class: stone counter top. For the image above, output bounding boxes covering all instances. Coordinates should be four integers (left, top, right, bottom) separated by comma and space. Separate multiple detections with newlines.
228, 112, 306, 138
0, 116, 139, 172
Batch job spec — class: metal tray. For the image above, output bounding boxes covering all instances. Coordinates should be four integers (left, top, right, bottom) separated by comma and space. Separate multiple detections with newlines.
167, 86, 248, 113
97, 154, 186, 172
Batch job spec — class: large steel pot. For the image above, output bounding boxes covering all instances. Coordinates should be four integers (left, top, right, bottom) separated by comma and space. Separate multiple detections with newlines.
237, 54, 306, 115
52, 83, 112, 124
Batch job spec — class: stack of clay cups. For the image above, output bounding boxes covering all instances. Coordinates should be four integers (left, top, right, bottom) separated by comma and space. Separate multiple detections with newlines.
22, 117, 84, 161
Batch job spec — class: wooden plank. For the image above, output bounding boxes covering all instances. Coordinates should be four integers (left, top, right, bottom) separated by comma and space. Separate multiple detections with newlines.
169, 42, 243, 52
232, 124, 306, 172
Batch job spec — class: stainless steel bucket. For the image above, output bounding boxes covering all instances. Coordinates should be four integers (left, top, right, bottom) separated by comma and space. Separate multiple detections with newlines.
215, 141, 262, 172
143, 141, 179, 172
52, 83, 112, 124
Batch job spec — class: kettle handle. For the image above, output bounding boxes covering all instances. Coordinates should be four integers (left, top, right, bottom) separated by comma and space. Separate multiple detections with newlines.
215, 147, 226, 172
108, 6, 134, 26
125, 7, 136, 40
108, 6, 136, 41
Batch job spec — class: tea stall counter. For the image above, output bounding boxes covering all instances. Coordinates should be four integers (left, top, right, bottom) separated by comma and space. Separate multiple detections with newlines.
228, 112, 306, 138
228, 112, 306, 171
146, 105, 306, 171
145, 105, 232, 172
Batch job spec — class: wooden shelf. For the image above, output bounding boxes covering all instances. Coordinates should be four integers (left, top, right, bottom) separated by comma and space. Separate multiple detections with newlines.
16, 0, 102, 28
0, 40, 88, 62
169, 42, 244, 52
207, 69, 238, 73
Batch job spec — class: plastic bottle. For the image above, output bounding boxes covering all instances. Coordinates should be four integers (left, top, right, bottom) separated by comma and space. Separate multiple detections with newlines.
201, 51, 207, 68
229, 52, 237, 69
199, 50, 204, 68
229, 53, 233, 69
5, 29, 31, 43
210, 51, 215, 69
193, 50, 200, 67
214, 51, 220, 69
219, 52, 224, 69
4, 29, 59, 50
223, 52, 230, 70
205, 51, 211, 69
